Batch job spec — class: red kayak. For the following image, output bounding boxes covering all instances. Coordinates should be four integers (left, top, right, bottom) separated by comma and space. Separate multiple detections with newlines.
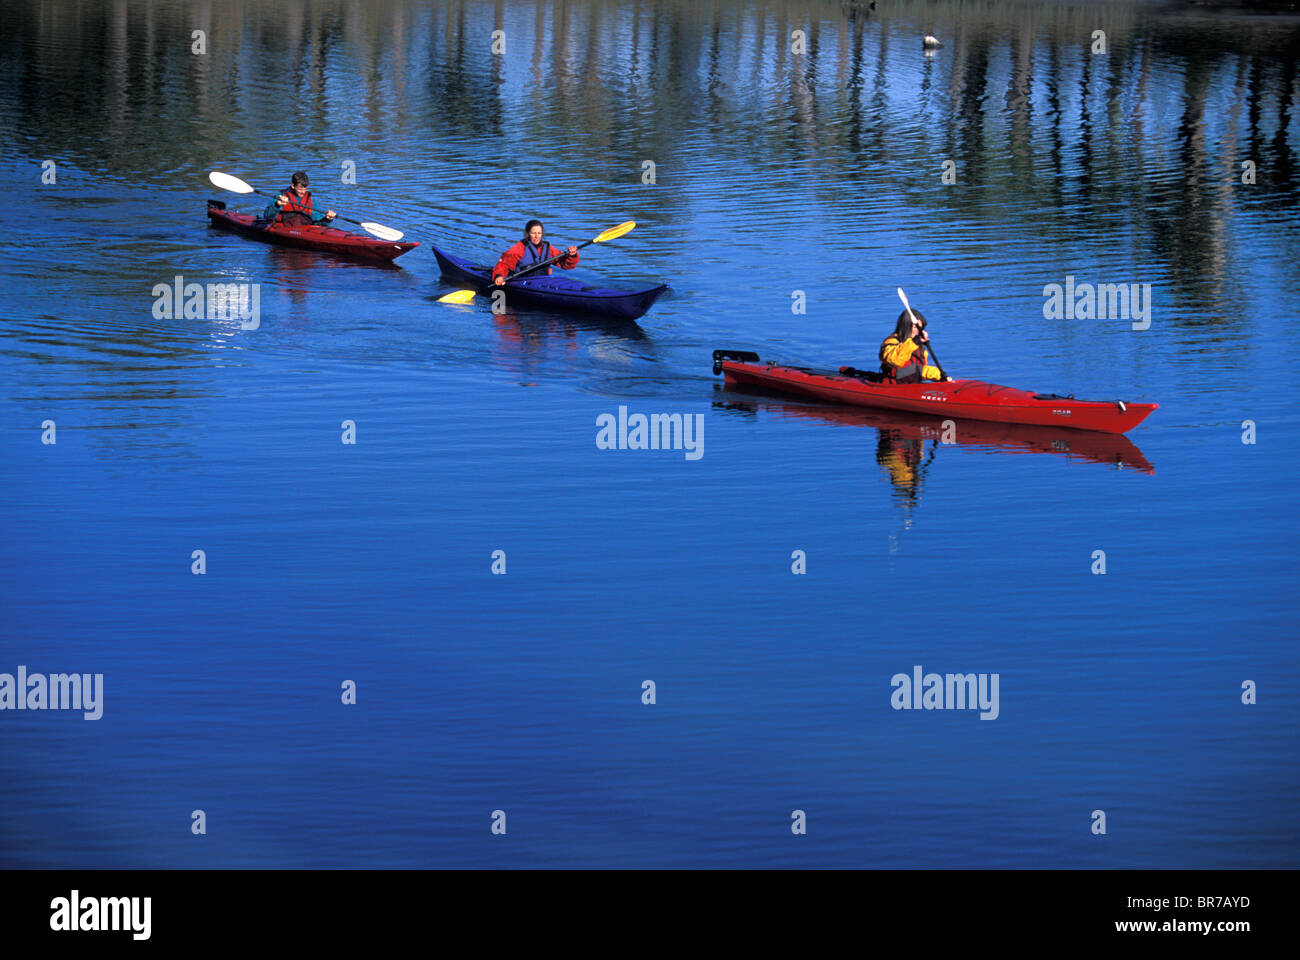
206, 201, 418, 262
712, 350, 1157, 434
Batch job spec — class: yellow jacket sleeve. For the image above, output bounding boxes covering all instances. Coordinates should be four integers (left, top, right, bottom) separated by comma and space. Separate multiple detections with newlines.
880, 336, 918, 368
882, 336, 948, 380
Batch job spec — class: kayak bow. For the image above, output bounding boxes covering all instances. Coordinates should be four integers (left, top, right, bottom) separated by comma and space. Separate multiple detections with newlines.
712, 350, 1157, 434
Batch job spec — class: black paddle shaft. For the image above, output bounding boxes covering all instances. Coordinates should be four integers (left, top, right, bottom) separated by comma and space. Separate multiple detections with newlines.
915, 337, 948, 380
503, 237, 595, 283
248, 186, 372, 230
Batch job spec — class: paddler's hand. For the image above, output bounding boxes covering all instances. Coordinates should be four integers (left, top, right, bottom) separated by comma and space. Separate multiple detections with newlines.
567, 246, 577, 256
276, 194, 288, 206
494, 275, 506, 286
325, 210, 336, 220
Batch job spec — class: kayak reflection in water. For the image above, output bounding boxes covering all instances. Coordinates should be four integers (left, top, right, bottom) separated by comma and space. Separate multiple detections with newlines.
263, 171, 336, 227
492, 220, 580, 285
879, 308, 950, 383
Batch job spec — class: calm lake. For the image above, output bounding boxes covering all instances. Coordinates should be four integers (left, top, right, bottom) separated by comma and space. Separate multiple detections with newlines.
0, 0, 1297, 868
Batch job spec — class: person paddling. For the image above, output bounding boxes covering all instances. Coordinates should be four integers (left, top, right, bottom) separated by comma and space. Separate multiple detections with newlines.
880, 308, 948, 382
264, 171, 336, 227
492, 220, 579, 285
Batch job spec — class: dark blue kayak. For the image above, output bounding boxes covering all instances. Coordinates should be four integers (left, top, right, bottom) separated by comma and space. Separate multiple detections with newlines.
432, 247, 668, 320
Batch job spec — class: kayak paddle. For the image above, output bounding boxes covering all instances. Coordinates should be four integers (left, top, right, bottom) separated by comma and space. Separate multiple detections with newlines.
897, 287, 948, 381
437, 221, 637, 305
208, 171, 406, 241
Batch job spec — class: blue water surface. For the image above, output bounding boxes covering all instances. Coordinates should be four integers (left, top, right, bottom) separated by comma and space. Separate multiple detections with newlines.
0, 0, 1297, 868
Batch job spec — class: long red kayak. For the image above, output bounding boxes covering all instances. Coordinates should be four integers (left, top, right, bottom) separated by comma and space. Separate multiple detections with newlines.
206, 201, 418, 262
712, 350, 1157, 434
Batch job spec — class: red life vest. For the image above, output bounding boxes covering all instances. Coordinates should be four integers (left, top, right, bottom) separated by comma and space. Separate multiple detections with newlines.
879, 335, 929, 383
276, 188, 314, 227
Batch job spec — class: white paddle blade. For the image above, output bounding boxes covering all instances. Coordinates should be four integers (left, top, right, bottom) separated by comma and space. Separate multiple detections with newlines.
209, 171, 255, 194
897, 287, 918, 323
360, 222, 404, 242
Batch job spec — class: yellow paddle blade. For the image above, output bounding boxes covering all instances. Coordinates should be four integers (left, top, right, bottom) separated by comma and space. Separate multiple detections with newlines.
438, 289, 478, 304
594, 220, 636, 243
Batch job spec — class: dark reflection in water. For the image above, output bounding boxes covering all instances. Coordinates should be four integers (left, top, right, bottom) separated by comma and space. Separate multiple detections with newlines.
3, 4, 1295, 247
714, 383, 1155, 496
488, 308, 650, 384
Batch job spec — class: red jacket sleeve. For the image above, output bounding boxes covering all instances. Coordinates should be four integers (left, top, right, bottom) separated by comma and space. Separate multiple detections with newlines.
549, 243, 579, 269
492, 242, 525, 280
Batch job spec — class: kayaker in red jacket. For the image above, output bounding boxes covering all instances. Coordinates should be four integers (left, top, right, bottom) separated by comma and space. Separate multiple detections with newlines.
880, 309, 947, 382
492, 220, 579, 285
263, 171, 336, 227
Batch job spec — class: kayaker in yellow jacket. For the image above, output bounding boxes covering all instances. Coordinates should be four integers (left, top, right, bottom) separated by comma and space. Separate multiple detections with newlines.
879, 309, 947, 382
